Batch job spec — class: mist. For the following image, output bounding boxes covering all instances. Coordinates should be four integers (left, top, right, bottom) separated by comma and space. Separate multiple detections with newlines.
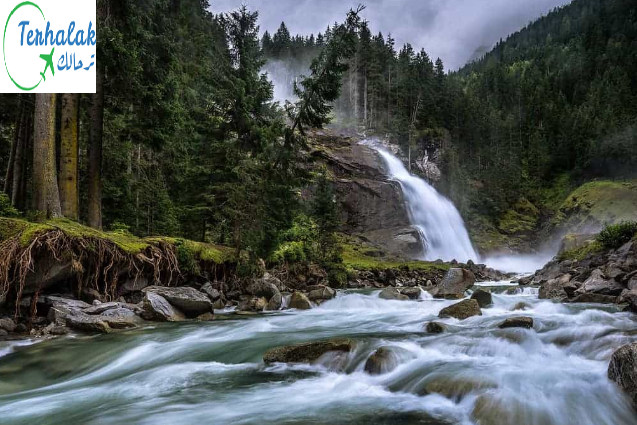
211, 0, 572, 70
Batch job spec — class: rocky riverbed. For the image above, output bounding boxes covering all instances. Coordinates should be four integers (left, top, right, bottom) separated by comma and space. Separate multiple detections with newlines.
1, 280, 637, 425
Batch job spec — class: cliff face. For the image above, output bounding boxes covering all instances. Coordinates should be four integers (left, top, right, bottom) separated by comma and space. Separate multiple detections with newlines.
307, 131, 423, 259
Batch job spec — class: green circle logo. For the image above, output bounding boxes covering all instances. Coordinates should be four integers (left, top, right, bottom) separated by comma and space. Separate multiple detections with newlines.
3, 1, 46, 91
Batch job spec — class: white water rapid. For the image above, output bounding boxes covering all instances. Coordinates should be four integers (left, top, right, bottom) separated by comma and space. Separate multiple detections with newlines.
369, 142, 479, 263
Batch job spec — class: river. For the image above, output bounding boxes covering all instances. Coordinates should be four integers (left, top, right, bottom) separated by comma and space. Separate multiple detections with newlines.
1, 282, 636, 425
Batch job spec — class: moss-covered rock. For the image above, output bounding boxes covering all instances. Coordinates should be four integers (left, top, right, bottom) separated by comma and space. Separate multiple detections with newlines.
263, 339, 353, 363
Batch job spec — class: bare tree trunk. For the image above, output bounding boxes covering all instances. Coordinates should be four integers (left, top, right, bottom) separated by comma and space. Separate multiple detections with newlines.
363, 70, 368, 126
3, 103, 24, 197
59, 93, 80, 220
11, 112, 27, 209
88, 64, 104, 229
33, 94, 62, 218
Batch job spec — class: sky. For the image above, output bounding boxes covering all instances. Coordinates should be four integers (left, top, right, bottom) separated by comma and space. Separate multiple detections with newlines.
210, 0, 573, 70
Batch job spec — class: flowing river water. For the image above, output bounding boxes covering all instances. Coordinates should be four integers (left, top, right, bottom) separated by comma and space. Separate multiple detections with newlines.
1, 283, 637, 425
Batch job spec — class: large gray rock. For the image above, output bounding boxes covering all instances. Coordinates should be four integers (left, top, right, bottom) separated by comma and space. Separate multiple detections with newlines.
498, 316, 533, 329
63, 313, 112, 333
608, 342, 637, 407
364, 347, 398, 375
22, 254, 74, 294
100, 307, 143, 329
401, 287, 422, 300
425, 321, 447, 334
438, 299, 482, 320
247, 274, 281, 299
620, 289, 637, 312
263, 339, 353, 363
237, 297, 267, 312
120, 277, 150, 294
265, 292, 282, 311
379, 287, 409, 301
0, 317, 16, 333
470, 289, 493, 308
539, 276, 569, 300
200, 283, 221, 301
308, 285, 336, 301
435, 268, 476, 299
144, 286, 212, 317
289, 292, 312, 310
361, 227, 424, 259
142, 292, 186, 322
576, 269, 625, 296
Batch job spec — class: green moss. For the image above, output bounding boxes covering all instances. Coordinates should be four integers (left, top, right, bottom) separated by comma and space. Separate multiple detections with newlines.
551, 180, 637, 231
340, 236, 449, 272
147, 237, 234, 263
558, 240, 604, 261
0, 218, 29, 242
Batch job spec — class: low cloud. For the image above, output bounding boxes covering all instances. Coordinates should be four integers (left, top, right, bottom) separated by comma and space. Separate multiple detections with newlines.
211, 0, 572, 70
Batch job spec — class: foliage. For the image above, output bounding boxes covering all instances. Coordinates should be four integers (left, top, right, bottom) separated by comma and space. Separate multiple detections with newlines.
0, 193, 19, 218
596, 221, 637, 249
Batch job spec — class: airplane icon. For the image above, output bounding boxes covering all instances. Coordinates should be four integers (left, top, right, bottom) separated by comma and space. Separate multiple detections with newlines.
39, 47, 55, 81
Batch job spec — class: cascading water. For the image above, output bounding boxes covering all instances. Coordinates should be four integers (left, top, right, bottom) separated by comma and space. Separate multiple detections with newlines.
367, 141, 479, 263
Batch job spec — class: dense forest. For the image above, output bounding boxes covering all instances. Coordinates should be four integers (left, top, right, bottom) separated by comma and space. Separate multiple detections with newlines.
1, 0, 637, 259
0, 1, 364, 279
261, 0, 637, 246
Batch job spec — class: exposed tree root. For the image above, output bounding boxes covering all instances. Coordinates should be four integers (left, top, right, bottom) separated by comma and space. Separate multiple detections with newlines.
0, 228, 181, 318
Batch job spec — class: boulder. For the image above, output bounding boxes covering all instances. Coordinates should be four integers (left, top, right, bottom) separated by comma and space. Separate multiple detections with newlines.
0, 317, 16, 333
438, 299, 482, 320
237, 297, 267, 312
498, 316, 533, 329
470, 289, 493, 308
265, 292, 282, 311
22, 254, 74, 294
64, 313, 112, 333
379, 288, 409, 301
99, 307, 143, 329
144, 286, 212, 317
263, 339, 353, 363
435, 268, 476, 299
620, 290, 637, 312
570, 293, 618, 304
608, 342, 637, 406
539, 277, 568, 300
289, 292, 312, 310
308, 285, 336, 301
425, 321, 447, 334
576, 269, 625, 296
120, 277, 150, 294
511, 302, 531, 311
142, 292, 186, 322
247, 274, 281, 299
401, 287, 422, 300
212, 299, 226, 310
200, 283, 221, 301
364, 347, 398, 375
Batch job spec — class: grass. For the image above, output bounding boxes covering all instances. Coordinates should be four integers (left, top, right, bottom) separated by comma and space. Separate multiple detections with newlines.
558, 240, 604, 262
551, 180, 637, 231
339, 235, 450, 272
0, 217, 234, 263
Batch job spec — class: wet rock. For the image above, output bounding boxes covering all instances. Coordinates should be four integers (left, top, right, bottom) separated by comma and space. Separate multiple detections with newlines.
308, 285, 336, 301
539, 276, 569, 300
237, 297, 267, 312
0, 329, 7, 337
400, 287, 422, 300
608, 342, 637, 407
364, 347, 398, 375
425, 377, 497, 399
435, 268, 476, 299
570, 293, 618, 304
50, 326, 68, 335
470, 289, 493, 308
80, 288, 104, 304
620, 290, 637, 312
100, 307, 143, 329
263, 339, 353, 363
511, 302, 531, 311
425, 321, 447, 334
200, 283, 221, 301
289, 292, 312, 310
247, 274, 281, 299
576, 269, 625, 296
64, 313, 111, 333
498, 316, 533, 329
212, 299, 226, 310
142, 292, 186, 322
144, 286, 212, 317
438, 299, 482, 320
0, 317, 17, 333
196, 312, 215, 321
265, 292, 282, 311
83, 302, 124, 315
379, 287, 409, 301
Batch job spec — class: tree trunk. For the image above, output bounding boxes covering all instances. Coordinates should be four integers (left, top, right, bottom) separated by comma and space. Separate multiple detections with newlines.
11, 111, 28, 209
3, 104, 23, 197
88, 64, 104, 229
33, 94, 62, 218
59, 93, 80, 220
363, 70, 368, 126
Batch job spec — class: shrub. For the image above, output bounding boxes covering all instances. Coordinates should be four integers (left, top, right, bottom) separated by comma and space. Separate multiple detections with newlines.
596, 221, 637, 249
0, 193, 19, 217
174, 239, 200, 275
326, 262, 348, 288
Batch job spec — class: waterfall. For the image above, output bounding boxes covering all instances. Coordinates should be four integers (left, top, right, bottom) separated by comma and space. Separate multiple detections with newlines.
369, 142, 479, 263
